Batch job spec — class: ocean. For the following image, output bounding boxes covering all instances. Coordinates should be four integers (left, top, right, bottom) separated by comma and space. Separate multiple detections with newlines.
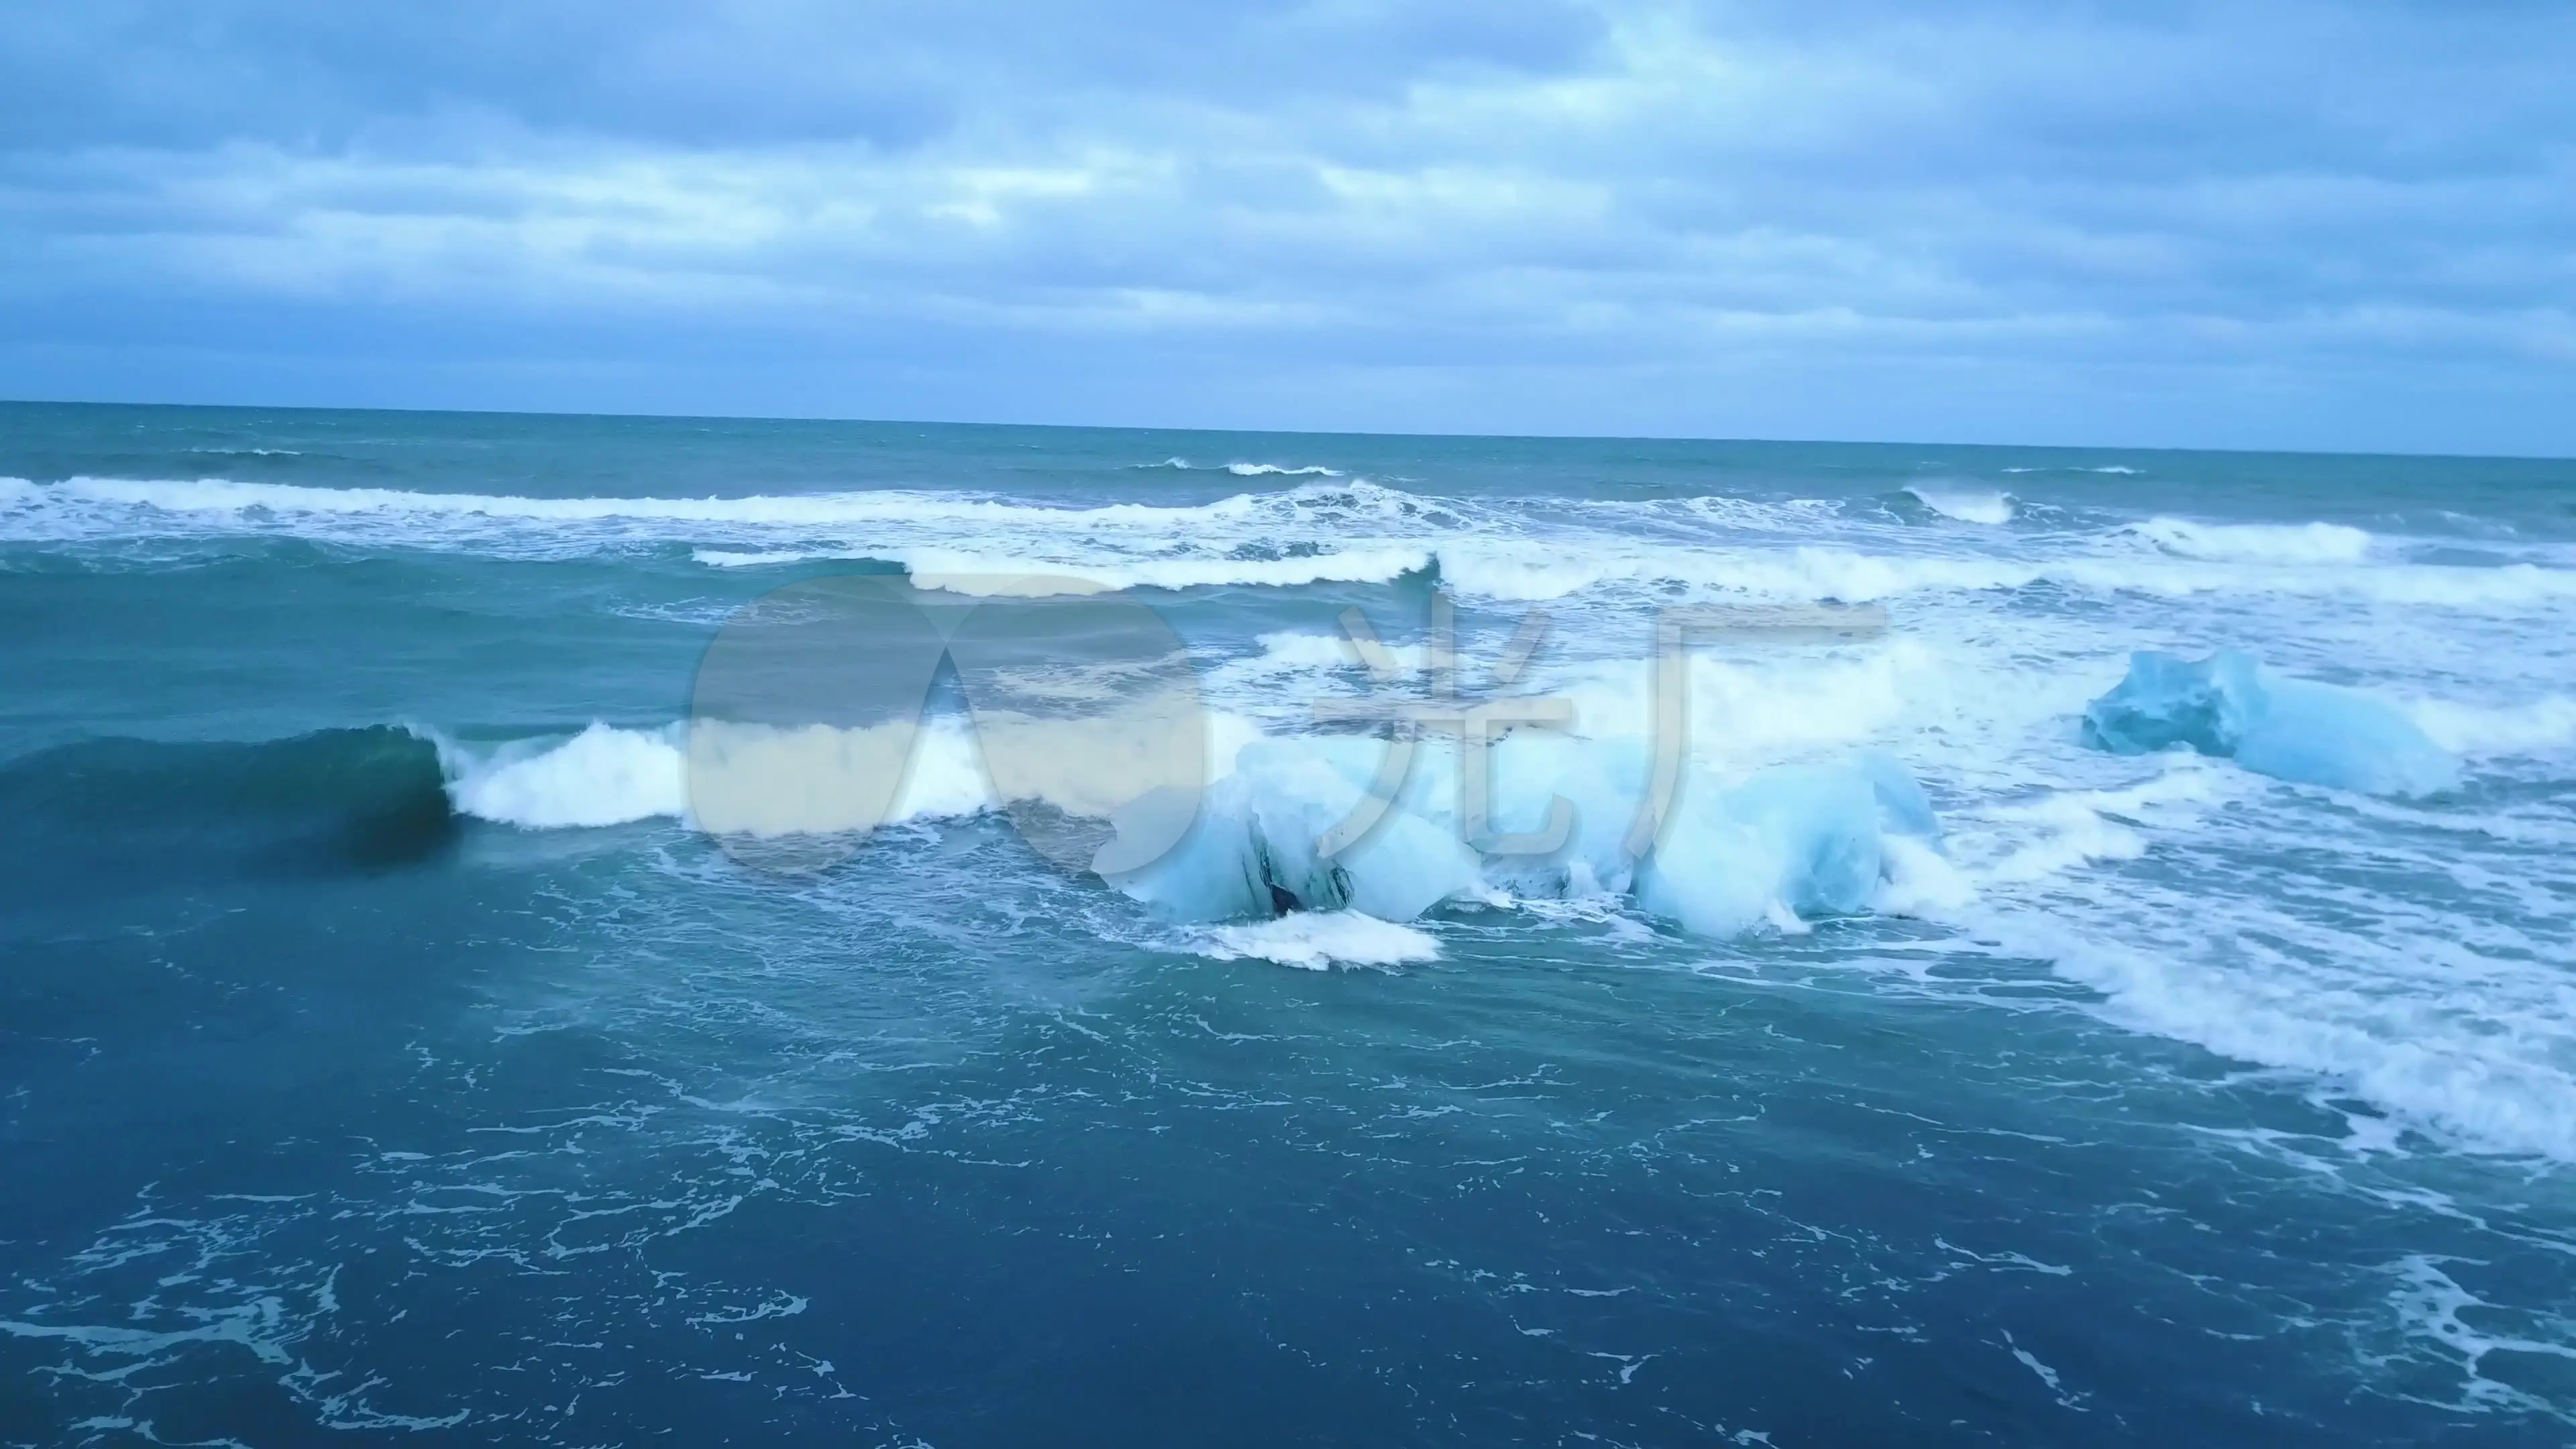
1, 400, 2572, 1446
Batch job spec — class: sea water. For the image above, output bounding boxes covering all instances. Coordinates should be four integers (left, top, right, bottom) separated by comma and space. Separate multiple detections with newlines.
2, 402, 2573, 1444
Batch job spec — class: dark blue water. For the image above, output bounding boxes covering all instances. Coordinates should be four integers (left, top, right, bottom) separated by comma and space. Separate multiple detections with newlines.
4, 401, 2575, 1445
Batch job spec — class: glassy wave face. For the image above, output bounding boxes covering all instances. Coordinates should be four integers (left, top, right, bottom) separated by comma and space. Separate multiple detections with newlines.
3, 402, 2574, 1445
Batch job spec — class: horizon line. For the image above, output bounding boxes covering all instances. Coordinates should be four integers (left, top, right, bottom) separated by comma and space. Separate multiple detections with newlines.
3, 394, 2571, 468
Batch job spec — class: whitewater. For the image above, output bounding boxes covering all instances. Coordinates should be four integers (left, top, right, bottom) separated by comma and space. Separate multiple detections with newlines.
2, 405, 2572, 1446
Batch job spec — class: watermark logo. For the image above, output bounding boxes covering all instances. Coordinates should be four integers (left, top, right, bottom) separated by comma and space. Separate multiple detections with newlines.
1309, 594, 1573, 857
686, 575, 1885, 877
686, 573, 1204, 875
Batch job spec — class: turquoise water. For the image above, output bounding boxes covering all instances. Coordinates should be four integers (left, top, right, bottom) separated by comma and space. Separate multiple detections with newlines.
3, 400, 2575, 1444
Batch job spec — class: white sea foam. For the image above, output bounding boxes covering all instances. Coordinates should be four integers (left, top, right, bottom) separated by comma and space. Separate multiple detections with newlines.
2387, 1256, 2576, 1416
50, 475, 1269, 529
1426, 540, 2041, 603
692, 547, 831, 568
1233, 629, 1403, 674
2129, 517, 2374, 564
1947, 766, 2231, 890
444, 723, 690, 829
1127, 458, 1346, 476
1968, 769, 2576, 1163
2010, 908, 2576, 1162
11, 476, 2573, 616
900, 545, 1433, 594
686, 547, 1436, 591
2408, 696, 2576, 755
13, 474, 1458, 586
1432, 543, 2576, 610
1772, 627, 2576, 1166
1189, 912, 1442, 970
1976, 796, 2149, 884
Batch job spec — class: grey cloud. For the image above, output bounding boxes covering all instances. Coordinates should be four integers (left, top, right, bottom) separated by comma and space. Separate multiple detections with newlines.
1, 1, 2571, 451
0, 2, 1609, 149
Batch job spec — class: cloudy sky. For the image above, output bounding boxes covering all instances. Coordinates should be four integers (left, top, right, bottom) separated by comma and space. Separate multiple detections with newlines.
3, 1, 2572, 452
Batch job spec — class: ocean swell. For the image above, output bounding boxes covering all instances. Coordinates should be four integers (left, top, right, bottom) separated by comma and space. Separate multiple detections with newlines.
0, 728, 458, 890
7, 476, 2572, 615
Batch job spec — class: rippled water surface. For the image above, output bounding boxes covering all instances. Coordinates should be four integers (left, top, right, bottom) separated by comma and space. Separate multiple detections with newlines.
3, 402, 2573, 1445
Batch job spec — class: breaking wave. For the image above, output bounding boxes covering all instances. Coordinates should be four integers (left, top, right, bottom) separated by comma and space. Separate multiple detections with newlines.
1134, 459, 1344, 476
1904, 485, 2017, 525
7, 476, 2571, 613
1187, 912, 1442, 970
0, 728, 458, 888
2408, 695, 2576, 756
7, 666, 2572, 1161
2128, 517, 2375, 564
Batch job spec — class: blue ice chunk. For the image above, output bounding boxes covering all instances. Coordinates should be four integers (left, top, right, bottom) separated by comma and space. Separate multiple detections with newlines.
1470, 732, 1650, 894
1635, 757, 1938, 936
1110, 736, 1947, 936
1632, 798, 1782, 936
2080, 649, 2269, 757
1103, 738, 1481, 922
2082, 649, 2459, 796
1102, 780, 1273, 922
1722, 764, 1886, 916
1855, 749, 1943, 843
2238, 678, 2462, 797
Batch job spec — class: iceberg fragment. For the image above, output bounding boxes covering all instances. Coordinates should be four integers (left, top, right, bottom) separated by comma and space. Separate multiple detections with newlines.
1104, 738, 1483, 923
1103, 733, 1946, 938
1636, 756, 1944, 936
2082, 649, 2459, 796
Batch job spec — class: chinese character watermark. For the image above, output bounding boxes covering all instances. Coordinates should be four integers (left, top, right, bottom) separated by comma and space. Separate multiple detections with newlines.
1307, 593, 1574, 857
683, 573, 1886, 878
